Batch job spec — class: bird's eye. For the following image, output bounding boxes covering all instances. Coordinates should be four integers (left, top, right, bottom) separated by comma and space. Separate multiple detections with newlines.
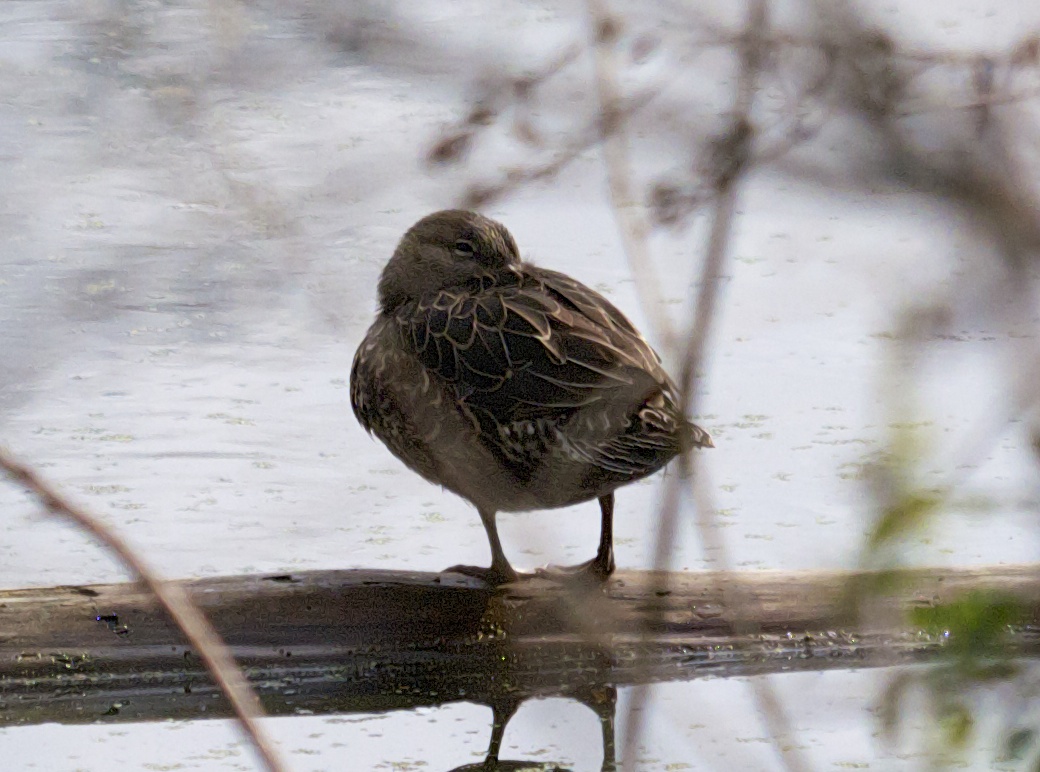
454, 239, 476, 257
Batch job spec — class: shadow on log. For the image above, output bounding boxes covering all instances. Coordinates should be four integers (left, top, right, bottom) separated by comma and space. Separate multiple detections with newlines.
2, 566, 1039, 728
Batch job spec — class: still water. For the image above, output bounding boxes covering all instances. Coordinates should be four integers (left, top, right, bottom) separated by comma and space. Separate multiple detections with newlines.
2, 0, 1039, 768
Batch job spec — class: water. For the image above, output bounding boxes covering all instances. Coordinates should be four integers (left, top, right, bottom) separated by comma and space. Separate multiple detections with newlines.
2, 0, 1039, 768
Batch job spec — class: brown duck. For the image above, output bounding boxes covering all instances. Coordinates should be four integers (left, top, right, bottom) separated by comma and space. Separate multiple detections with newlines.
350, 210, 712, 584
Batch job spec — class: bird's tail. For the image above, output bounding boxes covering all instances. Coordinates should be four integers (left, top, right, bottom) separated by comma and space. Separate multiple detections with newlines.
681, 420, 714, 451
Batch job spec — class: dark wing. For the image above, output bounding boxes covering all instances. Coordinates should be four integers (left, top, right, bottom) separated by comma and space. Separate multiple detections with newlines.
390, 268, 688, 479
534, 269, 712, 453
531, 267, 657, 355
394, 269, 664, 418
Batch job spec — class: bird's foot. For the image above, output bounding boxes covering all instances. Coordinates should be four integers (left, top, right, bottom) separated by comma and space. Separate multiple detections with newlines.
538, 552, 615, 582
443, 563, 520, 586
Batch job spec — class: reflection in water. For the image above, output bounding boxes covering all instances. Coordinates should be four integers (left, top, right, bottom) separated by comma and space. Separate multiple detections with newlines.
449, 689, 616, 772
3, 568, 957, 766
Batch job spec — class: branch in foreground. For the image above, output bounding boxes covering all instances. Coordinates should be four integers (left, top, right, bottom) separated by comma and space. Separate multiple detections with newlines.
586, 0, 676, 350
632, 0, 796, 768
0, 448, 288, 772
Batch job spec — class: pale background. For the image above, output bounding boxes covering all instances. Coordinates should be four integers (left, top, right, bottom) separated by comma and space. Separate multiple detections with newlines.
2, 1, 1038, 769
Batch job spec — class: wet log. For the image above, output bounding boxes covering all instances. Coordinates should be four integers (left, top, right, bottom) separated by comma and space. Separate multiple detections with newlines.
1, 566, 1039, 727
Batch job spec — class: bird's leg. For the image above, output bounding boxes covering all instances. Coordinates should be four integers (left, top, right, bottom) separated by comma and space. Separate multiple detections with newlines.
571, 685, 618, 772
444, 508, 519, 585
544, 493, 616, 580
481, 696, 522, 770
481, 507, 520, 582
592, 493, 616, 576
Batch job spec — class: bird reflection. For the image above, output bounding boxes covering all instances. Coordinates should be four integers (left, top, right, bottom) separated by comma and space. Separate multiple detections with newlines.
446, 687, 617, 772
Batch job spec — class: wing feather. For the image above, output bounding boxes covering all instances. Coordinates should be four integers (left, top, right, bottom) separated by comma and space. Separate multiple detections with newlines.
392, 266, 689, 478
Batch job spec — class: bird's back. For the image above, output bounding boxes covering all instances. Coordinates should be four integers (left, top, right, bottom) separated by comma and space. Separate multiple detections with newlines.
351, 263, 708, 509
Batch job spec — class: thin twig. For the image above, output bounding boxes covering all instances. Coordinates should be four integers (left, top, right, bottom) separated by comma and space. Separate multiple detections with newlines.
895, 83, 1040, 116
0, 447, 290, 772
585, 0, 676, 350
679, 26, 1040, 69
460, 89, 659, 210
616, 2, 812, 771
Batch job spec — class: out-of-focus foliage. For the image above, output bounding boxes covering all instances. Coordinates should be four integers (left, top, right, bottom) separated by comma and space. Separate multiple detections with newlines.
881, 590, 1033, 765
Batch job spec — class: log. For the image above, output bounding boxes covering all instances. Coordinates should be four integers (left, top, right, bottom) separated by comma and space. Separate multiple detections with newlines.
2, 566, 1039, 727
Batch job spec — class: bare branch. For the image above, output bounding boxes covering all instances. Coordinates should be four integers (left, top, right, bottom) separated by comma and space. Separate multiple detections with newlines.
585, 0, 676, 349
621, 2, 812, 771
0, 447, 290, 772
457, 88, 659, 210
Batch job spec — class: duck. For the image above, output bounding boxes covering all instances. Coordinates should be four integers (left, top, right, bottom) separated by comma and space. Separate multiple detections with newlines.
350, 210, 712, 585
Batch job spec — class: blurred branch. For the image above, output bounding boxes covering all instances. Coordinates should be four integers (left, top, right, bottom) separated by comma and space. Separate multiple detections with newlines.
427, 44, 581, 168
586, 0, 676, 349
0, 447, 289, 772
684, 26, 1040, 69
813, 3, 1040, 569
770, 3, 1040, 760
647, 15, 1040, 228
452, 90, 659, 211
623, 2, 812, 771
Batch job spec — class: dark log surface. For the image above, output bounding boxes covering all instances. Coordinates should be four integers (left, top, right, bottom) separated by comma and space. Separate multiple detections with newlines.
2, 566, 1039, 726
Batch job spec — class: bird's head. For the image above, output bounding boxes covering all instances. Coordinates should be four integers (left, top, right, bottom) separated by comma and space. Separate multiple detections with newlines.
378, 210, 521, 313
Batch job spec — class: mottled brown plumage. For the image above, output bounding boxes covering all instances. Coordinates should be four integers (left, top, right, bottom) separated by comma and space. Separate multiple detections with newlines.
350, 210, 712, 584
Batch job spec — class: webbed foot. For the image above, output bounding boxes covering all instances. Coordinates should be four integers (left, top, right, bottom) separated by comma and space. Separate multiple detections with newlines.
443, 563, 520, 586
538, 551, 615, 582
